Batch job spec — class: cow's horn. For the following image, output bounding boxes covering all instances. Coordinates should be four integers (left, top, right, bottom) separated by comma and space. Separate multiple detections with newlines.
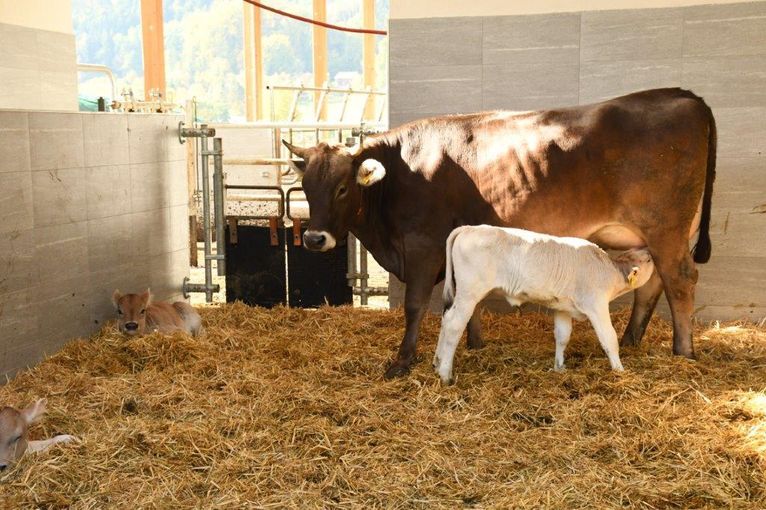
281, 140, 310, 159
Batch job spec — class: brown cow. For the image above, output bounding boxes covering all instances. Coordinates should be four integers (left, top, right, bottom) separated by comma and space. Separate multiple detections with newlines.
112, 289, 203, 337
283, 88, 716, 379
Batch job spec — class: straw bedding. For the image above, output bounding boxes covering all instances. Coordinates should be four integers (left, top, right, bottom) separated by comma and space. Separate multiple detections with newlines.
1, 303, 765, 508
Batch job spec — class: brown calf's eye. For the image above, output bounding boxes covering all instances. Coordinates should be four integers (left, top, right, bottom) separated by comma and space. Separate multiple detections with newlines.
140, 309, 146, 315
117, 309, 123, 315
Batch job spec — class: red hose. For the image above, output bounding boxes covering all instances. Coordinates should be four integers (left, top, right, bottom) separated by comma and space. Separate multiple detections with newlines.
243, 0, 387, 36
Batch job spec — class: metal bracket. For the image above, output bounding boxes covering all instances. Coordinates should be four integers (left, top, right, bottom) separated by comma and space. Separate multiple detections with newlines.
178, 120, 186, 144
269, 217, 279, 246
292, 218, 302, 246
227, 217, 238, 245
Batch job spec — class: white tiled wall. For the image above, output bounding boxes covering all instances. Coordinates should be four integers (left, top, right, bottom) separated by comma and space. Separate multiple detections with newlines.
0, 111, 189, 379
0, 23, 77, 111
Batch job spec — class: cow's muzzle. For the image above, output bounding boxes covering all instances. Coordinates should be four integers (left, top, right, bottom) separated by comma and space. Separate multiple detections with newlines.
124, 322, 139, 332
303, 230, 336, 252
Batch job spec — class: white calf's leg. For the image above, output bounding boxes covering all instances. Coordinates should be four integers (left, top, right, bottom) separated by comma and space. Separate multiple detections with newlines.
434, 299, 476, 384
586, 303, 624, 371
553, 311, 572, 371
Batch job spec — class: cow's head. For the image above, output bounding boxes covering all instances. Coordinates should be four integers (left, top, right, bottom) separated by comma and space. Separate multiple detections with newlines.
112, 289, 152, 336
0, 399, 46, 471
282, 140, 386, 251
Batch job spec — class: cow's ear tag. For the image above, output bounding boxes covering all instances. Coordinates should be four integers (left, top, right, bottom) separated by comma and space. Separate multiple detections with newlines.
357, 159, 386, 187
627, 267, 639, 288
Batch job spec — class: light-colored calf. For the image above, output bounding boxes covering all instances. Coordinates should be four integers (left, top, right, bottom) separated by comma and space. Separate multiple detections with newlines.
433, 226, 655, 384
0, 399, 75, 471
112, 289, 203, 337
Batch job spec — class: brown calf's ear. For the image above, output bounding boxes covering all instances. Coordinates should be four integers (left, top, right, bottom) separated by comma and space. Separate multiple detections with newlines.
112, 289, 122, 308
21, 398, 47, 426
357, 159, 386, 187
141, 288, 153, 306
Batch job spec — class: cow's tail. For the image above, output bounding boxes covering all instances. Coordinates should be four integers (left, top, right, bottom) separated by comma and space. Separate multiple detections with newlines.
443, 228, 462, 312
692, 100, 717, 264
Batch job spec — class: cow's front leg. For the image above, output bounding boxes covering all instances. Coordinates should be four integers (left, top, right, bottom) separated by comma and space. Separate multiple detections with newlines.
385, 261, 441, 379
621, 269, 663, 347
466, 310, 483, 350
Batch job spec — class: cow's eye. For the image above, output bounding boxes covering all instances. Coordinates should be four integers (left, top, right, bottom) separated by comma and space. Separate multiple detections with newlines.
140, 309, 146, 315
336, 185, 348, 199
10, 435, 21, 445
117, 309, 123, 315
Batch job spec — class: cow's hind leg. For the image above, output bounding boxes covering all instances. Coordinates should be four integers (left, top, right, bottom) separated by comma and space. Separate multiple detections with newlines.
586, 301, 624, 371
621, 270, 663, 347
655, 251, 698, 358
553, 311, 572, 371
466, 310, 483, 350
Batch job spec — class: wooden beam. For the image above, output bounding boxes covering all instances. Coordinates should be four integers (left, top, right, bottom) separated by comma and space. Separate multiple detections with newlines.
140, 0, 166, 98
312, 0, 328, 120
244, 3, 264, 121
362, 0, 375, 120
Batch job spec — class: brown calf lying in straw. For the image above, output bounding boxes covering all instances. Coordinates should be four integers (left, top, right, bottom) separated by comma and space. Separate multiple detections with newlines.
0, 399, 75, 471
112, 289, 203, 337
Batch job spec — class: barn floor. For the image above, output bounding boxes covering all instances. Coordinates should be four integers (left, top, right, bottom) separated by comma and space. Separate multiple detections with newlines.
2, 305, 766, 508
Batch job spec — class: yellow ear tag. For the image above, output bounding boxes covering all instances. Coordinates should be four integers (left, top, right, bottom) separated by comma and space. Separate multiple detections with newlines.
628, 268, 639, 288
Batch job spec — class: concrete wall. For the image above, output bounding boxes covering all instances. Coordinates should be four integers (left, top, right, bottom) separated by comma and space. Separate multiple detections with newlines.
0, 110, 189, 379
0, 0, 78, 111
387, 1, 766, 323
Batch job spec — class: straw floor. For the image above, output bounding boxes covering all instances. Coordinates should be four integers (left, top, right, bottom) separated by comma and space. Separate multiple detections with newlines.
1, 304, 765, 508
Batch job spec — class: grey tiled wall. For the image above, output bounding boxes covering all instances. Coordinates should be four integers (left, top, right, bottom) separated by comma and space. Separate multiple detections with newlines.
0, 23, 78, 111
388, 1, 766, 322
0, 111, 189, 379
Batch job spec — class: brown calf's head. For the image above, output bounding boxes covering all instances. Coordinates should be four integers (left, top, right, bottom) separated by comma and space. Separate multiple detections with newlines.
112, 289, 152, 336
0, 399, 46, 471
282, 140, 386, 251
612, 248, 655, 290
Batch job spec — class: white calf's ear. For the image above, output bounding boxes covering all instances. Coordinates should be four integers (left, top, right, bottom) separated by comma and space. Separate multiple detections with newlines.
21, 398, 47, 426
627, 267, 640, 288
357, 159, 386, 187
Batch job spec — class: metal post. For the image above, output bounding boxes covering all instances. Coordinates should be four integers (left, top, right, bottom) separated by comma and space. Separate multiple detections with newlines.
200, 127, 214, 302
347, 234, 357, 289
359, 244, 369, 306
213, 137, 225, 276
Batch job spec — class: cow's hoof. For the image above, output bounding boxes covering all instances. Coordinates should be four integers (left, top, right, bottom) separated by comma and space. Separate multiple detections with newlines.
619, 332, 640, 348
384, 361, 411, 380
466, 338, 484, 350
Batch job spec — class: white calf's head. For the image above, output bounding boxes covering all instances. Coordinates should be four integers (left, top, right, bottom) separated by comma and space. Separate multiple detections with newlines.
0, 399, 46, 471
612, 248, 654, 290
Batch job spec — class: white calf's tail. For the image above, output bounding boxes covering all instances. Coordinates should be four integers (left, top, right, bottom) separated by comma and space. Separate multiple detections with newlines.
443, 227, 464, 311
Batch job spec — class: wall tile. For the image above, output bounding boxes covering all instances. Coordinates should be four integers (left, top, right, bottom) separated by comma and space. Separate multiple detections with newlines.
34, 220, 89, 284
29, 112, 84, 170
389, 65, 482, 116
32, 166, 88, 227
0, 66, 40, 109
168, 204, 190, 253
131, 208, 172, 257
712, 107, 766, 158
130, 161, 169, 213
87, 213, 135, 272
36, 30, 76, 73
164, 115, 186, 162
579, 59, 681, 104
581, 8, 683, 62
389, 17, 482, 67
166, 159, 189, 207
0, 170, 33, 235
682, 55, 766, 107
35, 273, 95, 349
39, 70, 78, 111
0, 111, 30, 174
483, 13, 580, 65
128, 114, 167, 164
0, 23, 38, 71
482, 62, 579, 110
683, 1, 766, 57
0, 287, 39, 377
85, 164, 131, 219
0, 229, 37, 295
82, 114, 129, 167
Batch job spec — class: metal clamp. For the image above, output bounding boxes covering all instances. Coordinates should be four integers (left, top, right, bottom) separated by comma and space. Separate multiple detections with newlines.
286, 186, 308, 221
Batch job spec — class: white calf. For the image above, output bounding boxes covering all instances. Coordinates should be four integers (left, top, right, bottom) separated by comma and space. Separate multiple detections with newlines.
433, 226, 655, 384
0, 399, 75, 471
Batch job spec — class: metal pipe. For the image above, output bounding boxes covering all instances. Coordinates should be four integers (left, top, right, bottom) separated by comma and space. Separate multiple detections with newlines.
199, 126, 214, 302
213, 137, 225, 277
359, 244, 370, 306
77, 63, 118, 100
267, 84, 386, 96
347, 234, 357, 289
207, 121, 385, 130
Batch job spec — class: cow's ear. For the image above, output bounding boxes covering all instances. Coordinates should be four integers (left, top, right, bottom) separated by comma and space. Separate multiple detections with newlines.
282, 140, 308, 177
111, 289, 122, 308
141, 288, 153, 306
357, 159, 386, 187
21, 399, 47, 426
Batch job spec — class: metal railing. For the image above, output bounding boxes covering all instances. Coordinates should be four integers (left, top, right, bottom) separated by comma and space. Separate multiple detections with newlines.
266, 83, 387, 124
